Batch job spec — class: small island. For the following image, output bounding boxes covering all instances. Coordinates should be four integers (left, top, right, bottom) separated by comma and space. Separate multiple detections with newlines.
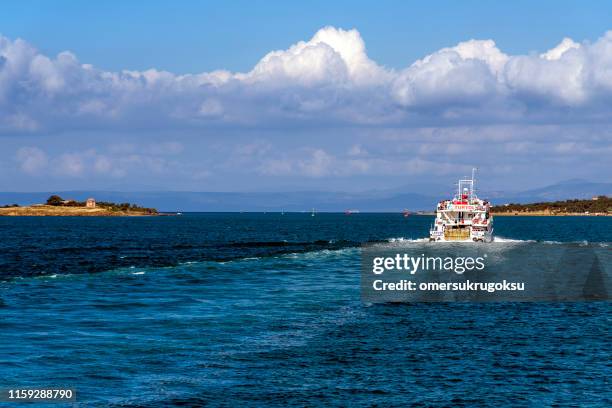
492, 196, 611, 216
0, 195, 158, 216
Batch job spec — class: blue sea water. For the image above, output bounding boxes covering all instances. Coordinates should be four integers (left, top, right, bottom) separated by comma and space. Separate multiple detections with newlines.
0, 214, 610, 407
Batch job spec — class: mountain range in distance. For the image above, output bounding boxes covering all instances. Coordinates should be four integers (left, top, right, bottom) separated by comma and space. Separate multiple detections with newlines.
1, 179, 610, 212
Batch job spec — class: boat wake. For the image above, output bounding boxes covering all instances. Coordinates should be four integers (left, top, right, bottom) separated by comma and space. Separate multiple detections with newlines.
492, 236, 535, 243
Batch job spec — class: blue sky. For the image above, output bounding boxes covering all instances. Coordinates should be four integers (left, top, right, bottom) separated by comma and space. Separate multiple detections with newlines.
1, 1, 611, 193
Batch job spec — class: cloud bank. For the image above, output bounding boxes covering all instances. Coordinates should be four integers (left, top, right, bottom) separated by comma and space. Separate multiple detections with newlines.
3, 26, 612, 134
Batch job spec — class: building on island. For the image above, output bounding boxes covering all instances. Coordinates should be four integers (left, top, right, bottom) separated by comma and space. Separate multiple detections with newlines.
86, 198, 96, 208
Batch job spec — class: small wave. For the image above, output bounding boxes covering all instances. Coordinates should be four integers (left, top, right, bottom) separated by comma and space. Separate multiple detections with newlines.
26, 272, 74, 281
387, 237, 428, 243
131, 271, 145, 275
493, 237, 534, 243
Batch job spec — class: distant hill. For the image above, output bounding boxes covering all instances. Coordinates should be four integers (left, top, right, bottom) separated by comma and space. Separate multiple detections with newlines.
0, 179, 610, 212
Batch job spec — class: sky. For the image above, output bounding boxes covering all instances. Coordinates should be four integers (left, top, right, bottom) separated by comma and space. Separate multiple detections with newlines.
1, 1, 611, 193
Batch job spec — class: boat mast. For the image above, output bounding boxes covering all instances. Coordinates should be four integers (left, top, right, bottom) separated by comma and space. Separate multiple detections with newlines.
471, 167, 476, 200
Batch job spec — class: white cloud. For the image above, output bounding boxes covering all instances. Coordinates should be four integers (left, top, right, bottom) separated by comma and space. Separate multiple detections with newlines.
14, 147, 183, 179
15, 147, 48, 174
147, 141, 184, 155
198, 99, 224, 118
347, 144, 366, 156
256, 146, 480, 179
57, 152, 86, 176
258, 148, 334, 177
246, 26, 390, 86
504, 45, 586, 105
391, 42, 501, 108
93, 155, 113, 173
540, 38, 580, 60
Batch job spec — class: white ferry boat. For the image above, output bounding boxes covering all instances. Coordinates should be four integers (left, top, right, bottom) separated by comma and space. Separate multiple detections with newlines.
429, 169, 493, 242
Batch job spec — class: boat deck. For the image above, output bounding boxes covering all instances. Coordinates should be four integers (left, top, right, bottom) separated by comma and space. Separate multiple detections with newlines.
444, 228, 471, 240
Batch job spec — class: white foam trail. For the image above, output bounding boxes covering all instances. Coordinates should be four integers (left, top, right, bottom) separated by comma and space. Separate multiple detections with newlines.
131, 271, 145, 275
493, 237, 534, 243
281, 247, 359, 260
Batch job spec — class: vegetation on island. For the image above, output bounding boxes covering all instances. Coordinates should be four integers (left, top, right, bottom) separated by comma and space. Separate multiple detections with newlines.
45, 195, 158, 214
492, 196, 611, 215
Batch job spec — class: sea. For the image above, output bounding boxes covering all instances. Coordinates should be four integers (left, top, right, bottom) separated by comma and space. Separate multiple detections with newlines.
0, 214, 610, 407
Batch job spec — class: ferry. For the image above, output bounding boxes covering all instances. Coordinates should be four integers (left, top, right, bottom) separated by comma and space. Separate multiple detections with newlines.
429, 169, 493, 242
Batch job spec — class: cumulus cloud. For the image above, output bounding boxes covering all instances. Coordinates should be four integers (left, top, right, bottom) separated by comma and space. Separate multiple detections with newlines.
4, 26, 612, 134
540, 38, 580, 60
246, 27, 390, 86
391, 42, 502, 108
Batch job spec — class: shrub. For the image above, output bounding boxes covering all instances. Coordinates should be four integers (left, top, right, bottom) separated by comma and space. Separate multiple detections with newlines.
46, 195, 64, 206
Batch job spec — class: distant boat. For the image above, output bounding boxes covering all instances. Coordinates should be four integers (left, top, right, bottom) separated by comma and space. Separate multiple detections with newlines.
345, 209, 360, 215
402, 209, 410, 217
311, 208, 316, 217
176, 212, 183, 216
